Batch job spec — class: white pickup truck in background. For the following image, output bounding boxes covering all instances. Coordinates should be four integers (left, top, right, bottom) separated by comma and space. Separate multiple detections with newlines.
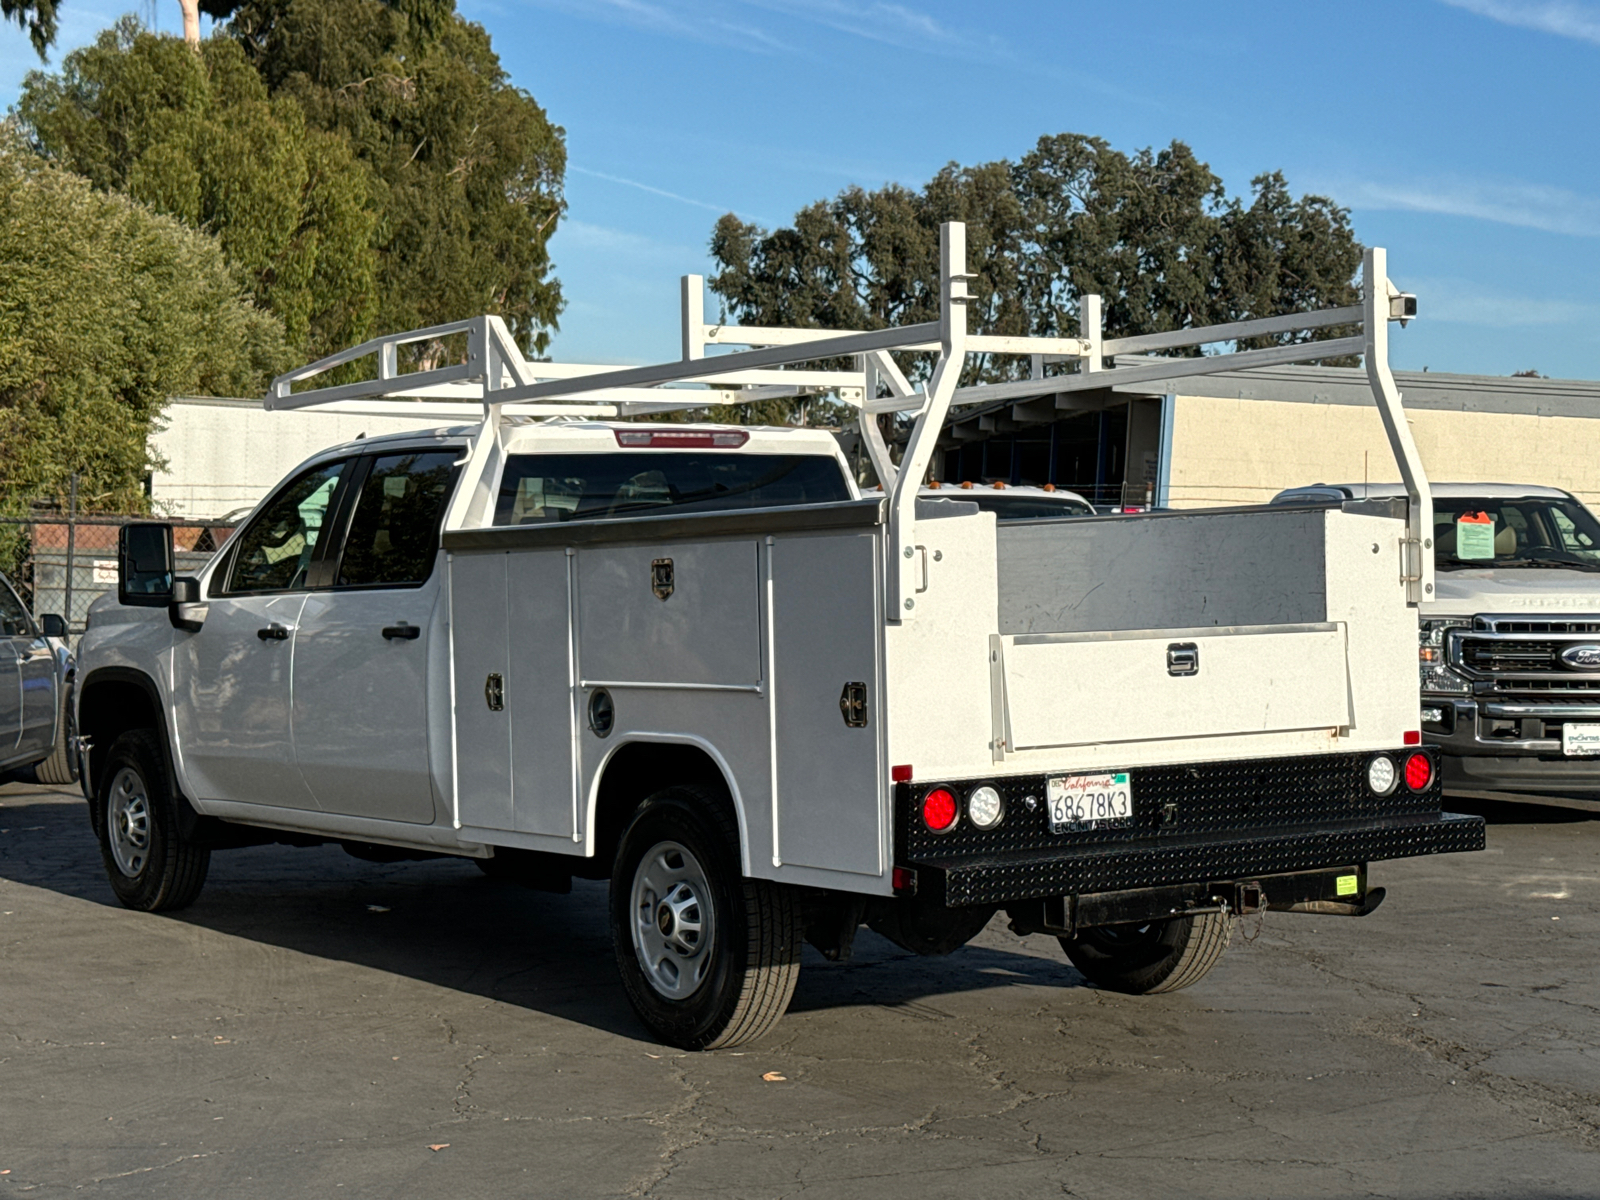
74, 225, 1483, 1049
1276, 481, 1600, 800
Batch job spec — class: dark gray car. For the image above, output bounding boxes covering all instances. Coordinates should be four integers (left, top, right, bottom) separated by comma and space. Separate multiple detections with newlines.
0, 570, 76, 786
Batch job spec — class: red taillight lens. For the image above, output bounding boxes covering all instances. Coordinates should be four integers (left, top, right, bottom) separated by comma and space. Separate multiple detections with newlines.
613, 428, 749, 448
891, 764, 913, 783
1404, 752, 1433, 791
921, 787, 958, 832
1403, 729, 1422, 746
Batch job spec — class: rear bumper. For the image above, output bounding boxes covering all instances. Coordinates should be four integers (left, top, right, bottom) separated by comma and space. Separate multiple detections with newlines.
918, 813, 1485, 907
896, 749, 1486, 908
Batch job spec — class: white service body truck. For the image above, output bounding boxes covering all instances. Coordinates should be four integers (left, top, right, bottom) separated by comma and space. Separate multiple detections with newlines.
76, 226, 1484, 1049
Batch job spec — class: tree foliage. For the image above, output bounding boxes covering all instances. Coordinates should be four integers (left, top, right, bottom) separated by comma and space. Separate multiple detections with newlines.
220, 0, 566, 354
20, 20, 379, 361
2, 0, 57, 58
0, 140, 287, 513
17, 0, 566, 360
710, 133, 1363, 397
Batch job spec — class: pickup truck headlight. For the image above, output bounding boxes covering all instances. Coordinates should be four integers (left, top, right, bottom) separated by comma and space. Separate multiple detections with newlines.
1419, 619, 1470, 695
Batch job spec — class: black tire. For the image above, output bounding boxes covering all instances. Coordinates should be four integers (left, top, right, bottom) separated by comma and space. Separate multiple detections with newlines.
34, 687, 77, 786
1060, 911, 1232, 995
94, 729, 210, 912
610, 785, 802, 1050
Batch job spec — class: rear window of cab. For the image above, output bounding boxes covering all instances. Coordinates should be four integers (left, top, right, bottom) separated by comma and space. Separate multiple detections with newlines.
493, 452, 853, 525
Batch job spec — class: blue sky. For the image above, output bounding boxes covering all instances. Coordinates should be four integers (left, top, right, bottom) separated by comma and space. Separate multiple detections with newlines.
5, 0, 1599, 378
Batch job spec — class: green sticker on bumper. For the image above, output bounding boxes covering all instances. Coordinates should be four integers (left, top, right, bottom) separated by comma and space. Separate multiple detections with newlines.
1336, 874, 1359, 897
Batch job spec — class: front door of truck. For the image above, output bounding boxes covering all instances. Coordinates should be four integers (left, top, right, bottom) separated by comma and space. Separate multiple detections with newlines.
291, 448, 459, 824
173, 458, 349, 810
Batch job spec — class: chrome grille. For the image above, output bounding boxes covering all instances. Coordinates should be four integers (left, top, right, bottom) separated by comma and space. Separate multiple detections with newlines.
1451, 614, 1600, 699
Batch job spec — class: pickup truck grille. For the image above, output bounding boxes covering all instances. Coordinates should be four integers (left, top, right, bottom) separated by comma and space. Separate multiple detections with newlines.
1449, 614, 1600, 700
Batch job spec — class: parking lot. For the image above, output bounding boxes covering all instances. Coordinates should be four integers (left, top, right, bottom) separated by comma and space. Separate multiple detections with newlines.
0, 780, 1595, 1199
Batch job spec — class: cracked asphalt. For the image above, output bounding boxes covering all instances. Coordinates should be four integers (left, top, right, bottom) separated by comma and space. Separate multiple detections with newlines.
2, 780, 1597, 1199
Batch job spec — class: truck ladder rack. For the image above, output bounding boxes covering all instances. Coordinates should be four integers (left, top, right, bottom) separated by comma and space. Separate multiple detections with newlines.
265, 223, 1434, 612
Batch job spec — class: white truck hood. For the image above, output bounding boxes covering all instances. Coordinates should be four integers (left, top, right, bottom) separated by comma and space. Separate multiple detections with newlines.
1425, 567, 1600, 618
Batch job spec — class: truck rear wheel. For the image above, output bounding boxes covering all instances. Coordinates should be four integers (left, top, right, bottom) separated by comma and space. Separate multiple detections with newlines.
610, 786, 802, 1050
1059, 912, 1232, 995
94, 729, 210, 913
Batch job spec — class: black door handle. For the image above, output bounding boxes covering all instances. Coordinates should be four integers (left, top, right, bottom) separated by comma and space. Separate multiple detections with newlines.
382, 623, 421, 641
257, 623, 290, 641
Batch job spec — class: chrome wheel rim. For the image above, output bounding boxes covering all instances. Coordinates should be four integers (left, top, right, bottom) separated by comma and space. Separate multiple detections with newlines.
107, 767, 151, 878
630, 840, 715, 1001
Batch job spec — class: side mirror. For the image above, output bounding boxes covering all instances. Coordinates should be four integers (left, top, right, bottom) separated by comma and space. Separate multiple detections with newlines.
118, 523, 175, 607
39, 613, 67, 638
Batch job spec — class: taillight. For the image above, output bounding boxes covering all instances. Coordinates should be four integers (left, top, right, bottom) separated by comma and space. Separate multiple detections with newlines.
1404, 752, 1433, 791
921, 787, 958, 833
613, 428, 748, 448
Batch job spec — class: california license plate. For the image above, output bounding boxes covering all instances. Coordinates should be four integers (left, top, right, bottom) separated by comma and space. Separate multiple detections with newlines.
1047, 772, 1133, 832
1562, 723, 1600, 756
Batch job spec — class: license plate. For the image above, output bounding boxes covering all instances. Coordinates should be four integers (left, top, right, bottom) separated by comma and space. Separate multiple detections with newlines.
1047, 772, 1133, 832
1563, 723, 1600, 756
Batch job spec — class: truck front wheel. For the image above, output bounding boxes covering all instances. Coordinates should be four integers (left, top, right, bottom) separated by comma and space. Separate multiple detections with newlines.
94, 730, 210, 912
1059, 912, 1232, 995
610, 786, 802, 1050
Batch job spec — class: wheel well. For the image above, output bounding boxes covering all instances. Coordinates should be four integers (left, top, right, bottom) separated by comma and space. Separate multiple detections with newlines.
589, 741, 736, 879
78, 673, 165, 796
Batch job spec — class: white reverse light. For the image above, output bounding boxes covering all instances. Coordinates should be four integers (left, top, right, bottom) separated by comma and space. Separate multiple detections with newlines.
1367, 755, 1398, 796
968, 785, 1003, 829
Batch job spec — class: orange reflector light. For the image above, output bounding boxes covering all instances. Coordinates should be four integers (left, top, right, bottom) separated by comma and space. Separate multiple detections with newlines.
1404, 752, 1433, 791
613, 429, 749, 448
891, 764, 913, 783
1403, 730, 1422, 746
922, 787, 958, 832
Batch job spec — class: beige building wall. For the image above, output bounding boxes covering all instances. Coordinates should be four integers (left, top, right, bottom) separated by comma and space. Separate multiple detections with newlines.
1167, 395, 1600, 510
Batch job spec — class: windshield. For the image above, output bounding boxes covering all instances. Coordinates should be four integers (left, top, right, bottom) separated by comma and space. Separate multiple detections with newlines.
1434, 496, 1600, 571
494, 452, 852, 525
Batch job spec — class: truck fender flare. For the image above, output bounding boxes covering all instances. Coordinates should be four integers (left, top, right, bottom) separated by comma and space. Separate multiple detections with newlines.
76, 666, 200, 835
585, 733, 754, 875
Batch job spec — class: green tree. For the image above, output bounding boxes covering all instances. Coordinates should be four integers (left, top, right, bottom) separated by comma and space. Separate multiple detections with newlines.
710, 133, 1363, 406
18, 19, 380, 360
215, 0, 566, 356
2, 0, 58, 58
0, 136, 287, 513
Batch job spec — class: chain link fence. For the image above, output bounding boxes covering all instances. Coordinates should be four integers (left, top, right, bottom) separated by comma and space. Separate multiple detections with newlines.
0, 512, 239, 639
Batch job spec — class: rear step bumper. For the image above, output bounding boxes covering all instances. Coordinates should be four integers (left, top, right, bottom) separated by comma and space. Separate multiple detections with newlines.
913, 812, 1486, 907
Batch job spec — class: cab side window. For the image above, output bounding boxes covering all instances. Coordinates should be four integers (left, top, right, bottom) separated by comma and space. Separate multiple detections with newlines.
336, 451, 459, 588
225, 460, 347, 594
0, 579, 32, 636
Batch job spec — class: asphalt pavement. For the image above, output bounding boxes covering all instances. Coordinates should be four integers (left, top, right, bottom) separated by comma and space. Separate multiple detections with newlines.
1, 780, 1596, 1199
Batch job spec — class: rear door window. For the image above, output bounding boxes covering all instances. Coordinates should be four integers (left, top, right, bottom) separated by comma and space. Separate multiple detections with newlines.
493, 453, 852, 525
336, 451, 460, 587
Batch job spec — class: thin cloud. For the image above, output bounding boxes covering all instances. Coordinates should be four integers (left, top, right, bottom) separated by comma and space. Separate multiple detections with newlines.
1336, 175, 1600, 238
555, 219, 697, 259
569, 166, 773, 224
1441, 0, 1600, 45
1404, 276, 1598, 326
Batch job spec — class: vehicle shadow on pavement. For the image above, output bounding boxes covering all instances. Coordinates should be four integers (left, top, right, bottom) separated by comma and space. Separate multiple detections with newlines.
0, 789, 1090, 1041
1443, 792, 1600, 824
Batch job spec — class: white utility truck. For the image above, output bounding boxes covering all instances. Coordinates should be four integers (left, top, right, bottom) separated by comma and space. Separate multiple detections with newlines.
77, 225, 1483, 1049
1275, 481, 1600, 800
